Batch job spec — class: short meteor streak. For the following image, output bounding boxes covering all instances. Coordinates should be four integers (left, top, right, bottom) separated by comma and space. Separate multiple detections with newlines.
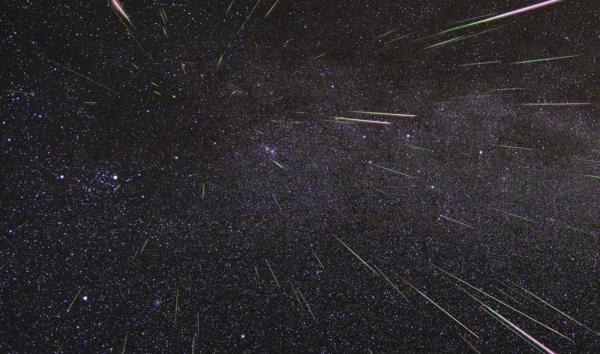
496, 144, 533, 151
426, 35, 466, 49
585, 174, 600, 180
369, 162, 414, 178
237, 0, 260, 34
336, 237, 378, 275
376, 29, 399, 39
174, 288, 179, 323
460, 335, 482, 354
351, 110, 417, 118
121, 334, 128, 354
440, 215, 474, 229
433, 265, 573, 342
401, 276, 479, 338
226, 0, 235, 15
385, 33, 412, 45
311, 249, 325, 271
427, 26, 504, 49
66, 287, 83, 314
461, 60, 502, 67
312, 51, 329, 60
264, 259, 281, 288
522, 102, 591, 106
265, 0, 279, 18
574, 158, 600, 164
271, 159, 286, 170
333, 116, 391, 125
297, 288, 317, 321
513, 282, 598, 335
493, 88, 525, 91
272, 193, 283, 213
491, 208, 536, 224
512, 54, 579, 64
402, 144, 434, 152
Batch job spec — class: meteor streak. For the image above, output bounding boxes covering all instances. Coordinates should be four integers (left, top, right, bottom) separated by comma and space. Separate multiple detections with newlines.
336, 238, 378, 275
265, 0, 279, 18
369, 162, 415, 178
436, 0, 564, 36
513, 282, 598, 335
401, 276, 479, 338
440, 215, 474, 229
433, 265, 573, 342
332, 116, 391, 125
522, 102, 591, 106
351, 110, 417, 118
460, 61, 501, 67
110, 0, 135, 29
512, 54, 579, 64
463, 289, 557, 354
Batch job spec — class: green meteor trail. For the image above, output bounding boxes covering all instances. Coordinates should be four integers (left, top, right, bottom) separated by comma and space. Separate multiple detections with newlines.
401, 276, 479, 338
450, 12, 497, 25
462, 289, 557, 354
271, 159, 285, 170
433, 265, 573, 342
425, 35, 466, 49
433, 0, 564, 37
512, 54, 579, 64
512, 282, 598, 335
426, 26, 503, 49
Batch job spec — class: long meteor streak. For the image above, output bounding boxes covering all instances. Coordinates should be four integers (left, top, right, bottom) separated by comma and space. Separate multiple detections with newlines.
332, 116, 391, 125
522, 102, 591, 106
512, 54, 579, 64
513, 282, 598, 335
351, 110, 417, 118
433, 265, 573, 342
437, 0, 564, 36
465, 290, 557, 354
111, 0, 135, 29
336, 238, 378, 275
401, 276, 479, 338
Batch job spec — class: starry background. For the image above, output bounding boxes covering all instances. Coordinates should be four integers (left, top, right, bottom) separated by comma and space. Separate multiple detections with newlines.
1, 0, 600, 353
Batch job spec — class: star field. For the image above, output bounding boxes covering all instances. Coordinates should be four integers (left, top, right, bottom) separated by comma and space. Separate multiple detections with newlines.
1, 0, 600, 352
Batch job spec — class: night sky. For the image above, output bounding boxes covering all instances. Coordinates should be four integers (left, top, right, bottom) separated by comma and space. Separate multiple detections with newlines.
2, 0, 600, 352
